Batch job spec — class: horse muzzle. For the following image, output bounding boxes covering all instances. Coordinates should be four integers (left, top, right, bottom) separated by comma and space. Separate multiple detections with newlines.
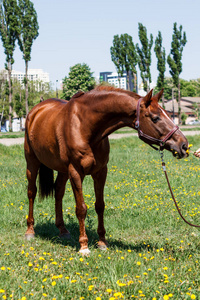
170, 142, 189, 159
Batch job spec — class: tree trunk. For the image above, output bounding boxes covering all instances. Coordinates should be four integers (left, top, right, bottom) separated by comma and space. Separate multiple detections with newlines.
126, 71, 130, 91
7, 61, 12, 131
162, 93, 165, 109
178, 80, 181, 125
0, 99, 4, 132
25, 60, 29, 117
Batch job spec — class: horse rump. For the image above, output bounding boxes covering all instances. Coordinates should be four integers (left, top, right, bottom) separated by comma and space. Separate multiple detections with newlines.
39, 164, 54, 199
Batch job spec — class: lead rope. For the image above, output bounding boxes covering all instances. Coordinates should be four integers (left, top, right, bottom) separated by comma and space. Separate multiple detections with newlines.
159, 149, 200, 228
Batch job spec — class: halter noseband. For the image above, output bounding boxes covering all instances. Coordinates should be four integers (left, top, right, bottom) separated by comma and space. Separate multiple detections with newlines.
135, 98, 179, 150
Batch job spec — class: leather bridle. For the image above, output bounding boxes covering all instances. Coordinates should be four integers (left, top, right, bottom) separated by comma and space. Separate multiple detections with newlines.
135, 97, 179, 150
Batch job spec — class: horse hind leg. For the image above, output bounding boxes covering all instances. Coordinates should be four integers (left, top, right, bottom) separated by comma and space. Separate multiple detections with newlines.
55, 172, 70, 239
92, 166, 108, 250
69, 165, 90, 255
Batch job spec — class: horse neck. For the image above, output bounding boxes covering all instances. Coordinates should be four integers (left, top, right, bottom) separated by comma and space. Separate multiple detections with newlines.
83, 92, 138, 143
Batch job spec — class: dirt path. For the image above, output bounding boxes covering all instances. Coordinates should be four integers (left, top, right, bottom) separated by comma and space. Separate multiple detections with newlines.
0, 130, 200, 146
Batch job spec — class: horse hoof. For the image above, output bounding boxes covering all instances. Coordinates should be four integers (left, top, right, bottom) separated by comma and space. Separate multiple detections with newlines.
25, 233, 35, 241
79, 248, 90, 256
59, 232, 71, 240
98, 244, 108, 250
98, 241, 109, 250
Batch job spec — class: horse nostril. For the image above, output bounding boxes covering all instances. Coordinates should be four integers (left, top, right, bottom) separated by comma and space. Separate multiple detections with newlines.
182, 143, 188, 152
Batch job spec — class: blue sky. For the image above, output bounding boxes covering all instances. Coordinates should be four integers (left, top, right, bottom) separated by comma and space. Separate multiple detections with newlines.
0, 0, 200, 90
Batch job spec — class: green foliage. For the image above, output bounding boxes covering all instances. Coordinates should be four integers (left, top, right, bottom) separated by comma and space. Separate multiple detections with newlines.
136, 23, 153, 92
154, 31, 166, 90
62, 63, 96, 100
0, 0, 19, 67
110, 33, 138, 90
167, 23, 187, 86
17, 0, 39, 62
154, 77, 200, 100
181, 112, 187, 125
191, 102, 200, 120
110, 35, 123, 76
180, 78, 200, 97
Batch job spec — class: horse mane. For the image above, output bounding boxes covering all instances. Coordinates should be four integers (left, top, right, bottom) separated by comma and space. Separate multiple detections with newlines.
94, 85, 142, 99
70, 85, 142, 101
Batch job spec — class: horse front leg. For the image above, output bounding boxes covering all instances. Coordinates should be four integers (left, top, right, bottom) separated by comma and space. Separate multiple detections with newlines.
69, 165, 89, 254
92, 166, 108, 250
55, 172, 70, 239
25, 160, 40, 240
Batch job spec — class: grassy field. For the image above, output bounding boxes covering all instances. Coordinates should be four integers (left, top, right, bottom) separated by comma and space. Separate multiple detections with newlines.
0, 135, 200, 300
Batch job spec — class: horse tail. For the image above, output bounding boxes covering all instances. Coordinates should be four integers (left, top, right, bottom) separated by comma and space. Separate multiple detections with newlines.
39, 164, 54, 199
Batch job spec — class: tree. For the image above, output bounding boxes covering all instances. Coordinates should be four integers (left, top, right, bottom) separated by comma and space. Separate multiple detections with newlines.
136, 23, 153, 92
154, 31, 166, 107
110, 33, 138, 91
17, 0, 39, 117
0, 0, 19, 130
110, 34, 123, 82
0, 70, 8, 130
62, 63, 96, 100
167, 22, 187, 124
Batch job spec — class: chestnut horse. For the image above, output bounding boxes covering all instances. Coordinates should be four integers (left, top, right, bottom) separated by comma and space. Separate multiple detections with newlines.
24, 86, 189, 254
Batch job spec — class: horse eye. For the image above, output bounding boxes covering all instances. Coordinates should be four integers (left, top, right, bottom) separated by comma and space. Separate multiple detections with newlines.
152, 116, 160, 123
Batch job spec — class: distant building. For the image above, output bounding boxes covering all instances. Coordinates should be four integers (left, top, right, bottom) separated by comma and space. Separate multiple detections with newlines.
1, 68, 50, 91
164, 97, 200, 124
99, 71, 135, 91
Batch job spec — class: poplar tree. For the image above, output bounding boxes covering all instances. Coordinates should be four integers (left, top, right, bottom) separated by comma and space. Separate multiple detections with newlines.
136, 23, 153, 92
17, 0, 39, 116
167, 22, 187, 124
154, 31, 166, 107
110, 33, 138, 91
110, 34, 124, 84
0, 0, 19, 130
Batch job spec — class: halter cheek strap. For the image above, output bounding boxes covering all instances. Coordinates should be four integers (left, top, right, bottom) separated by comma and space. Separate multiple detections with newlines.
135, 98, 179, 150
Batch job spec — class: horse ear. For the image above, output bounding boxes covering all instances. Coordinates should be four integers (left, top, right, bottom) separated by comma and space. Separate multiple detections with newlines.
153, 88, 164, 102
143, 89, 153, 107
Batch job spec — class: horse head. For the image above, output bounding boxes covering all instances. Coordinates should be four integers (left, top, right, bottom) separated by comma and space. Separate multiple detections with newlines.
136, 89, 189, 159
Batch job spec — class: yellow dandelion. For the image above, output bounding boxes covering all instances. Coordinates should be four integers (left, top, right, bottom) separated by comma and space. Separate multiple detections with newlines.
0, 290, 5, 293
191, 295, 196, 300
137, 261, 141, 265
106, 289, 112, 293
52, 281, 56, 286
163, 295, 169, 300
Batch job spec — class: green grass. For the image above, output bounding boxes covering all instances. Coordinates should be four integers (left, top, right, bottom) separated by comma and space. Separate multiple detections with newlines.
0, 131, 25, 139
0, 136, 200, 300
